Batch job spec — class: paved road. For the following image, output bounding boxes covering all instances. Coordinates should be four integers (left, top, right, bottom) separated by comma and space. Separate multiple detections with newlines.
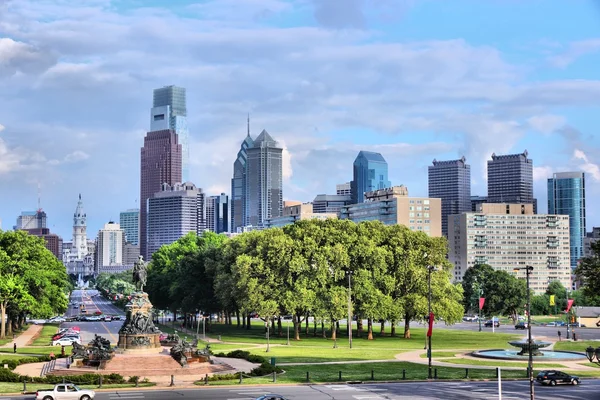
2, 380, 599, 399
62, 289, 125, 345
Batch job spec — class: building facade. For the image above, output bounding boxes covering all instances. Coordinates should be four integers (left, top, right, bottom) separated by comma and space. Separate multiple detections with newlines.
336, 182, 352, 195
231, 122, 255, 233
470, 196, 488, 211
428, 157, 471, 237
584, 227, 600, 257
448, 204, 571, 294
24, 228, 62, 259
246, 130, 283, 228
15, 210, 47, 230
147, 182, 206, 257
63, 195, 94, 276
340, 186, 442, 237
266, 202, 337, 228
548, 172, 586, 269
312, 194, 352, 214
206, 193, 229, 233
140, 129, 182, 259
351, 151, 391, 204
152, 85, 189, 182
119, 209, 140, 245
487, 151, 534, 206
95, 222, 124, 270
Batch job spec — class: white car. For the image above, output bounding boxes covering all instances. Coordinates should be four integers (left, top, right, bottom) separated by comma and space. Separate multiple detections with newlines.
48, 316, 66, 323
52, 337, 81, 346
36, 383, 95, 400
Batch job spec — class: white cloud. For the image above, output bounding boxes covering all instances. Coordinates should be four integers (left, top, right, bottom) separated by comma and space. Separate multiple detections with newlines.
527, 114, 566, 135
574, 149, 600, 181
549, 38, 600, 68
533, 166, 554, 181
0, 38, 55, 76
64, 150, 90, 163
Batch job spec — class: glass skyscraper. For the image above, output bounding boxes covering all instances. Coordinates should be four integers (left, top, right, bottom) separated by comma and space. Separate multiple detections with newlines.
231, 119, 255, 233
119, 209, 139, 245
351, 151, 391, 204
428, 157, 471, 237
151, 86, 190, 182
548, 172, 586, 269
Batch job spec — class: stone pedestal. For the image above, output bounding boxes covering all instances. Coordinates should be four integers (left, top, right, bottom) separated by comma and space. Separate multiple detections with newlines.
117, 292, 162, 354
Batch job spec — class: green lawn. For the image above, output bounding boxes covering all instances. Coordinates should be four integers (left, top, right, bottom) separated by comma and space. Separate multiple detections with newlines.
435, 358, 566, 369
31, 324, 60, 346
419, 351, 459, 358
0, 346, 64, 356
0, 382, 155, 394
553, 340, 599, 352
0, 325, 32, 346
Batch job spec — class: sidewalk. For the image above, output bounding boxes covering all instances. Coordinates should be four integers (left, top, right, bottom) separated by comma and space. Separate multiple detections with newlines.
0, 324, 43, 348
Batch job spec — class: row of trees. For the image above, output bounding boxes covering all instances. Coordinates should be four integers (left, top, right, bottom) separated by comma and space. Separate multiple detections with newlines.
0, 230, 70, 338
145, 219, 464, 340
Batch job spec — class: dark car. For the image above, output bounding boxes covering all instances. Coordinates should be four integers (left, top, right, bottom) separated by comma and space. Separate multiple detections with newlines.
484, 320, 500, 328
515, 322, 528, 330
536, 370, 580, 386
255, 396, 289, 400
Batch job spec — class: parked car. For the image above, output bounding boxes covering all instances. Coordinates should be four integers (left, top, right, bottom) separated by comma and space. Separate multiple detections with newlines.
112, 315, 124, 321
255, 395, 289, 400
103, 315, 112, 322
36, 383, 95, 400
484, 320, 500, 328
47, 316, 66, 323
536, 370, 580, 386
52, 337, 81, 346
515, 322, 528, 330
546, 322, 557, 327
86, 315, 102, 321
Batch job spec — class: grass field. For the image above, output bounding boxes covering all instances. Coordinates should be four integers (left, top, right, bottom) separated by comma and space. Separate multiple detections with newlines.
435, 358, 566, 369
0, 325, 32, 346
0, 382, 155, 394
553, 340, 599, 352
0, 346, 68, 356
31, 324, 60, 346
419, 351, 459, 358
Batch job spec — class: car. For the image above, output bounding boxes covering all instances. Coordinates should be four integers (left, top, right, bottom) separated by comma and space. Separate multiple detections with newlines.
112, 315, 124, 321
86, 316, 102, 321
536, 370, 580, 386
94, 311, 102, 315
36, 383, 95, 400
254, 395, 289, 400
515, 322, 528, 330
546, 322, 557, 327
103, 315, 112, 322
484, 320, 500, 328
47, 316, 66, 323
52, 337, 81, 346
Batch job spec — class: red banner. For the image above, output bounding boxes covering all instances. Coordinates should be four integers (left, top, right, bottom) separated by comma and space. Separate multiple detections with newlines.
427, 312, 434, 337
566, 299, 574, 313
479, 297, 485, 310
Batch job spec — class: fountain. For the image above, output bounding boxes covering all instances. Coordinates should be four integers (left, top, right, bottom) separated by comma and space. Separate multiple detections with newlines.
472, 338, 587, 361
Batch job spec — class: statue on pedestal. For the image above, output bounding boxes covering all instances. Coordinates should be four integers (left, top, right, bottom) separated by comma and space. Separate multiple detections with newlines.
132, 255, 147, 292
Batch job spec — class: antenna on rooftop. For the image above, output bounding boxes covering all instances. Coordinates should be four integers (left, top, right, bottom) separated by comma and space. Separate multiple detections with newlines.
37, 181, 42, 212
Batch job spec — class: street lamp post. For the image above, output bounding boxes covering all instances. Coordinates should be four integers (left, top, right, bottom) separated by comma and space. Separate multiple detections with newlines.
566, 289, 571, 340
515, 265, 534, 400
585, 347, 600, 365
427, 265, 436, 380
347, 271, 353, 349
266, 317, 270, 353
286, 318, 290, 346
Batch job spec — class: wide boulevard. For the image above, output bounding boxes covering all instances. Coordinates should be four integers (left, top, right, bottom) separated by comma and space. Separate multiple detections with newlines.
1, 380, 599, 399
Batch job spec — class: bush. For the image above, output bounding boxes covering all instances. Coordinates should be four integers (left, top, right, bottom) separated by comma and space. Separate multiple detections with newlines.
0, 368, 21, 382
226, 350, 250, 359
250, 362, 283, 377
128, 376, 139, 384
222, 350, 265, 364
246, 354, 266, 364
208, 373, 239, 381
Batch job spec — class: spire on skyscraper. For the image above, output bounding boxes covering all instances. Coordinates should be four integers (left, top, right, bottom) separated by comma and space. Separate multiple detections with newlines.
247, 113, 250, 137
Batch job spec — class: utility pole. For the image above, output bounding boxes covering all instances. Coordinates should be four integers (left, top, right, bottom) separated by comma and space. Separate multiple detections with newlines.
348, 271, 353, 349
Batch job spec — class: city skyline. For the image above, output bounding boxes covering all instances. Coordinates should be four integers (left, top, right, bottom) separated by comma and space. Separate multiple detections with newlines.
1, 1, 600, 238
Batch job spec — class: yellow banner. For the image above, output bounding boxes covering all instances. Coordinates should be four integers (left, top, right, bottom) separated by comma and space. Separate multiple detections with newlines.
550, 295, 555, 306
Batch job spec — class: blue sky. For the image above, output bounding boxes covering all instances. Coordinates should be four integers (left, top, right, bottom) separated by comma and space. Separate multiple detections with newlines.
1, 0, 600, 239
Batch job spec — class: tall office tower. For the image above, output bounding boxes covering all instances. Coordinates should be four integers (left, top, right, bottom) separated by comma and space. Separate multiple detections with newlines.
336, 182, 352, 195
140, 129, 182, 259
24, 228, 62, 259
351, 151, 391, 204
313, 194, 352, 214
246, 130, 283, 228
147, 182, 205, 257
152, 86, 189, 182
15, 210, 47, 230
548, 172, 586, 269
95, 222, 124, 270
119, 209, 140, 245
487, 151, 534, 205
206, 193, 229, 233
428, 157, 471, 237
72, 194, 88, 259
231, 118, 255, 233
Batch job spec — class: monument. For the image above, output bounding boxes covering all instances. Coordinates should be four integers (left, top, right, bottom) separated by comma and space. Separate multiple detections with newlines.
117, 256, 162, 352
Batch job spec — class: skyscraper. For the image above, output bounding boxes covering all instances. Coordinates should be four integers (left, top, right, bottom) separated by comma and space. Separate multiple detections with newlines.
487, 151, 534, 205
351, 151, 391, 204
147, 182, 206, 257
231, 118, 254, 233
119, 209, 140, 245
140, 130, 182, 259
152, 86, 189, 182
15, 210, 47, 230
206, 193, 229, 233
246, 130, 283, 228
428, 157, 471, 237
95, 222, 124, 270
548, 172, 586, 269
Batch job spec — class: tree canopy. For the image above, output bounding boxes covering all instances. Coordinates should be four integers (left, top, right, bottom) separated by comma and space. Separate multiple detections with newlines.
146, 219, 464, 340
575, 241, 600, 305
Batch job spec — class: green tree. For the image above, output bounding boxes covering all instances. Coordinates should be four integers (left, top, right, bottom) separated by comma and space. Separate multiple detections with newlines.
574, 241, 600, 305
483, 270, 527, 319
461, 264, 495, 314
